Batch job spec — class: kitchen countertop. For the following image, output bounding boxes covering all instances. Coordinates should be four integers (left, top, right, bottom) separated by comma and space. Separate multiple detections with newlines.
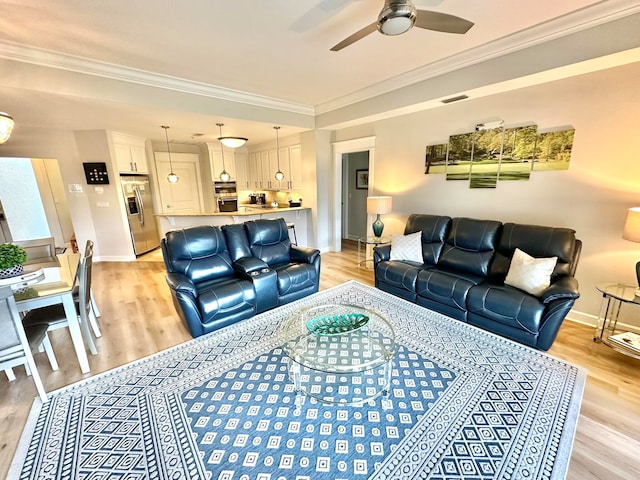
154, 206, 309, 217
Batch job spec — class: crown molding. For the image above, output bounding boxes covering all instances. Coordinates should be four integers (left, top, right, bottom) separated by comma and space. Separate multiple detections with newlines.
315, 0, 640, 114
0, 40, 315, 117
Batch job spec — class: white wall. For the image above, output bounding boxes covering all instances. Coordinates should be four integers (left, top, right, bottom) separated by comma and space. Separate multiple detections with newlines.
334, 61, 640, 327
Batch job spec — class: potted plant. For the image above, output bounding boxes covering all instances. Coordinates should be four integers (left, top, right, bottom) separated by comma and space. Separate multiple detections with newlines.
0, 243, 28, 279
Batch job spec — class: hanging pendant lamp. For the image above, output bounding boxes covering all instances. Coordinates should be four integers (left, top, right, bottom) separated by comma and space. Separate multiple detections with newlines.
273, 126, 284, 181
162, 125, 179, 183
0, 112, 15, 144
216, 123, 231, 182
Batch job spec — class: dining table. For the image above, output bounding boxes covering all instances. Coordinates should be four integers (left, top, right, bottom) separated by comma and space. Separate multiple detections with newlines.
2, 252, 92, 374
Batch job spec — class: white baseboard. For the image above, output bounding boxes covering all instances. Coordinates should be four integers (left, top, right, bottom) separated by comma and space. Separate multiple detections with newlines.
567, 308, 640, 334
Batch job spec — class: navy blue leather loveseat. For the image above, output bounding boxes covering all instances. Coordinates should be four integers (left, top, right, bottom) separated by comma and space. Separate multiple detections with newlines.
374, 214, 581, 350
161, 218, 321, 337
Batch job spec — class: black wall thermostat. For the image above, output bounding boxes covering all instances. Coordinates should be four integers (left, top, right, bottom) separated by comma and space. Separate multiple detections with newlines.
83, 162, 110, 185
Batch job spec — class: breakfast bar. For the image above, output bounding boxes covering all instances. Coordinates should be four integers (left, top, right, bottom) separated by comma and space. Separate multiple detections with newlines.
155, 206, 311, 246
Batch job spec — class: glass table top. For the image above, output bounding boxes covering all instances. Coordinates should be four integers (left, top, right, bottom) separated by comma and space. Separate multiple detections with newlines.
279, 303, 396, 374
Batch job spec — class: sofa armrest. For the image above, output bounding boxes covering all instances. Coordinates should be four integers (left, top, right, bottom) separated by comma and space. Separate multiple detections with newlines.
540, 276, 580, 304
165, 272, 197, 297
291, 245, 320, 264
234, 257, 270, 277
373, 244, 391, 264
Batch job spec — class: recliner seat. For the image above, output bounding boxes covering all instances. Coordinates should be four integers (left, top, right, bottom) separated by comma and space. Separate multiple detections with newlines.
162, 219, 321, 338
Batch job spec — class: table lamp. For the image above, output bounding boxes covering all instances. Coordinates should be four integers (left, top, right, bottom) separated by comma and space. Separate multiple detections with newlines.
367, 196, 393, 238
622, 207, 640, 290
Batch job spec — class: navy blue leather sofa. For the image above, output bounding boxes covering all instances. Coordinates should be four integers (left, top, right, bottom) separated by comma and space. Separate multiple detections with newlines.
161, 218, 321, 337
374, 214, 581, 350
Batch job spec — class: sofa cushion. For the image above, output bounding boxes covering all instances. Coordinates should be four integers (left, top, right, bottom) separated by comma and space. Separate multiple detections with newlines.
375, 261, 423, 302
273, 263, 318, 297
163, 226, 234, 283
505, 248, 557, 296
390, 232, 423, 263
245, 218, 292, 265
404, 214, 451, 265
467, 283, 545, 335
438, 218, 502, 277
197, 277, 256, 325
490, 223, 577, 281
416, 268, 484, 314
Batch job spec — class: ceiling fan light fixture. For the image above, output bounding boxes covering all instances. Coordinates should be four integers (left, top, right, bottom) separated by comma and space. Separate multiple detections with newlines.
218, 136, 248, 148
0, 112, 15, 144
378, 2, 416, 36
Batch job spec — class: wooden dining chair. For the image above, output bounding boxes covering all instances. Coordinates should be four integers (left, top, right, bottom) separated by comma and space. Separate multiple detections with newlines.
22, 246, 99, 357
0, 286, 52, 402
13, 237, 56, 265
73, 240, 101, 338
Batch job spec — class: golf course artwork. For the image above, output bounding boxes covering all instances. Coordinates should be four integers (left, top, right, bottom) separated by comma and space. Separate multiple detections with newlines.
424, 121, 575, 188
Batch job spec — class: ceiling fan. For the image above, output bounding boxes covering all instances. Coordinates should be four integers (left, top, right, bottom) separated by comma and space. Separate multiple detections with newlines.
330, 0, 474, 51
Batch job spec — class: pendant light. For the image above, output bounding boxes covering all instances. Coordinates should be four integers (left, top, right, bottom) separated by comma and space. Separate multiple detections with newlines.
0, 112, 15, 144
274, 126, 284, 181
162, 125, 179, 183
216, 123, 231, 182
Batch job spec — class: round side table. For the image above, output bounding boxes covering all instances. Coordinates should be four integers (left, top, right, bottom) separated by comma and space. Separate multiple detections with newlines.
357, 236, 390, 269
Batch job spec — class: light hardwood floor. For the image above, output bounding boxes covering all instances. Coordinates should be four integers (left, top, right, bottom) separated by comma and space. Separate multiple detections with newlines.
1, 241, 639, 479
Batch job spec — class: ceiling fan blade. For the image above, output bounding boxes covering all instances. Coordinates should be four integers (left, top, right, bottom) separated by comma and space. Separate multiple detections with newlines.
330, 22, 378, 51
414, 10, 474, 34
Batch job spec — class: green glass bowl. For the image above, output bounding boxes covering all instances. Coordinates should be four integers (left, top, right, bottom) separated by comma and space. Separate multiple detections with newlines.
306, 313, 369, 335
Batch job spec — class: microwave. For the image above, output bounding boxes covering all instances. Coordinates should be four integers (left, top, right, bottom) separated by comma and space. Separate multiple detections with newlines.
217, 197, 238, 212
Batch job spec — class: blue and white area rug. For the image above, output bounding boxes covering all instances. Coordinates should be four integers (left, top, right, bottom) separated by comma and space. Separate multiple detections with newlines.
11, 281, 585, 479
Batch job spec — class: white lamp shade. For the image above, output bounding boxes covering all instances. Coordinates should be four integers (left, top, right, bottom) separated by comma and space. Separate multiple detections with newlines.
623, 207, 640, 243
0, 112, 15, 144
367, 196, 393, 214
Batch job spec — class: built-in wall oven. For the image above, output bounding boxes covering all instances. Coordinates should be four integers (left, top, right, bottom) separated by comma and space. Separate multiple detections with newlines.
214, 181, 238, 212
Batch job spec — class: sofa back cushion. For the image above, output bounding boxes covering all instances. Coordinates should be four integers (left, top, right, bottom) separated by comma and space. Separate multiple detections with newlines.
490, 223, 578, 281
438, 217, 502, 276
404, 214, 452, 265
245, 218, 291, 266
163, 226, 234, 283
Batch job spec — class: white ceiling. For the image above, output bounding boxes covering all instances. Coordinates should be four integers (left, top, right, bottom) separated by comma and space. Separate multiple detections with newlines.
0, 0, 639, 145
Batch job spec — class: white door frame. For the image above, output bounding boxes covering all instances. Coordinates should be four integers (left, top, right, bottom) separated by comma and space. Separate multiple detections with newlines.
331, 136, 375, 252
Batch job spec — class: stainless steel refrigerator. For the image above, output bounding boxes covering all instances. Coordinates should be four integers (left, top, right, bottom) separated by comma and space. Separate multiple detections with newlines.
120, 174, 160, 256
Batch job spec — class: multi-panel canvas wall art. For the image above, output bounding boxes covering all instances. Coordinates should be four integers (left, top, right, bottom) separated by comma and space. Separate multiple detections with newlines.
424, 122, 575, 188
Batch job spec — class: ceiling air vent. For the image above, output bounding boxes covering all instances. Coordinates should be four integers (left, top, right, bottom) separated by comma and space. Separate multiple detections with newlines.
441, 94, 468, 104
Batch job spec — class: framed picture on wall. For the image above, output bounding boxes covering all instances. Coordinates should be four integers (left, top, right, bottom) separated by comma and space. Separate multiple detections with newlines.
356, 169, 369, 189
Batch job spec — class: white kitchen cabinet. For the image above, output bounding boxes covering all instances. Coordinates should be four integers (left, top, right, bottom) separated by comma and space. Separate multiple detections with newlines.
248, 153, 261, 189
287, 145, 303, 190
113, 133, 147, 173
248, 143, 302, 191
207, 143, 236, 181
235, 152, 249, 189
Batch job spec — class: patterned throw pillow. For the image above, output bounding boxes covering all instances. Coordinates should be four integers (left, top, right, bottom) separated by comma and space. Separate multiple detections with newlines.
505, 248, 558, 296
390, 231, 423, 263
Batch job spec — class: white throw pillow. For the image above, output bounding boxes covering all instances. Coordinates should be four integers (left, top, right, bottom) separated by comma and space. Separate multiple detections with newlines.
390, 232, 423, 263
505, 248, 558, 296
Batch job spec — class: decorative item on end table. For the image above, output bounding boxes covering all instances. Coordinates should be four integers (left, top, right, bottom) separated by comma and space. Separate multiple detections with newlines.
367, 195, 393, 237
622, 206, 640, 293
0, 243, 27, 278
